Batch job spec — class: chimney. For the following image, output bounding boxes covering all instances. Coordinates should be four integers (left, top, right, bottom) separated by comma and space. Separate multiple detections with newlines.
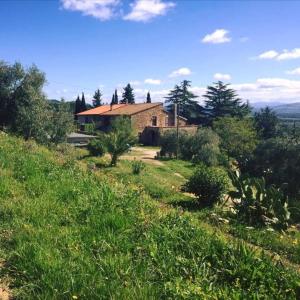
110, 103, 113, 111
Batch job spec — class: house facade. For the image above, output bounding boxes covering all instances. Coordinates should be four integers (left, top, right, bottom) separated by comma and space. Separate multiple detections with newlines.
77, 102, 197, 145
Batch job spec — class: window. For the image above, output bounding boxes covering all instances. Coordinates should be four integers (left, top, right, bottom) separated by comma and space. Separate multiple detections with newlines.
165, 116, 169, 126
151, 116, 157, 126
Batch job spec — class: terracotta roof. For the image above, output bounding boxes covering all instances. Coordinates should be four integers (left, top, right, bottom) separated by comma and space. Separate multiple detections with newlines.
77, 104, 125, 116
102, 103, 163, 116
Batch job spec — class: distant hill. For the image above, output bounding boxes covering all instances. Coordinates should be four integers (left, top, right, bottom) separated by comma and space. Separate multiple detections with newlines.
251, 102, 300, 119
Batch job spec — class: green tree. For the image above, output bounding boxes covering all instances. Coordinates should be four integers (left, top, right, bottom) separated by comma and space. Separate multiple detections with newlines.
121, 84, 135, 104
81, 92, 87, 112
74, 95, 81, 118
204, 81, 251, 123
213, 117, 258, 167
48, 99, 74, 144
165, 80, 204, 123
114, 89, 119, 104
92, 89, 102, 107
146, 91, 151, 103
0, 61, 73, 144
104, 116, 136, 166
254, 106, 279, 139
111, 94, 116, 105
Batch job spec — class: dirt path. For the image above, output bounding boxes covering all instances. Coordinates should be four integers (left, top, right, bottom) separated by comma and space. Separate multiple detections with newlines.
121, 147, 165, 166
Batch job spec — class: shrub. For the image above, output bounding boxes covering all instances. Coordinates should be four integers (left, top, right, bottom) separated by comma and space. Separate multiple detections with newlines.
228, 171, 290, 230
87, 138, 106, 157
160, 128, 221, 166
159, 130, 182, 157
132, 160, 145, 175
189, 128, 220, 166
185, 164, 229, 207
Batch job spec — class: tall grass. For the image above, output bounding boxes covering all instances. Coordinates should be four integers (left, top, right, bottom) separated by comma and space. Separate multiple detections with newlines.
0, 134, 299, 299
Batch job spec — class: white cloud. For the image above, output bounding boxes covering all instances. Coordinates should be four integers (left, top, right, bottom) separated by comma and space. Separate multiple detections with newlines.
214, 73, 231, 81
61, 0, 120, 21
257, 50, 278, 60
277, 48, 300, 60
144, 78, 161, 85
202, 29, 231, 44
169, 67, 192, 78
256, 48, 300, 61
124, 0, 175, 22
286, 67, 300, 75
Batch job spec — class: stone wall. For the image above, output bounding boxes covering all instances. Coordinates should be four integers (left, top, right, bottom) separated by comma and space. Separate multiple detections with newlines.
131, 104, 168, 133
140, 125, 198, 146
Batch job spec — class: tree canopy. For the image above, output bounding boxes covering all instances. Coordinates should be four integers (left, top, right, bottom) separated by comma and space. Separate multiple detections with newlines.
146, 92, 151, 103
254, 106, 279, 139
121, 84, 135, 104
92, 89, 102, 107
204, 81, 251, 122
165, 80, 204, 123
0, 61, 73, 144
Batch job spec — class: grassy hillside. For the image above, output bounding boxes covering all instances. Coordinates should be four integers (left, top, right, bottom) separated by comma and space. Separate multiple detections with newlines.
0, 133, 300, 299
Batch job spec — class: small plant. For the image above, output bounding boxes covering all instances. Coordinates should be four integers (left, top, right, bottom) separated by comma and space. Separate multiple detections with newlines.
185, 164, 229, 207
131, 159, 145, 175
87, 138, 106, 157
228, 171, 290, 229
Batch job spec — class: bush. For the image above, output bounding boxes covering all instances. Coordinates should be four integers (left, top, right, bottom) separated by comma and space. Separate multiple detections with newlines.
185, 164, 229, 207
132, 160, 145, 175
87, 138, 106, 157
160, 128, 221, 166
189, 128, 220, 166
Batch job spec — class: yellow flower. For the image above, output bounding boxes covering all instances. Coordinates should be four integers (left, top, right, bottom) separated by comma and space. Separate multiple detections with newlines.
72, 296, 78, 299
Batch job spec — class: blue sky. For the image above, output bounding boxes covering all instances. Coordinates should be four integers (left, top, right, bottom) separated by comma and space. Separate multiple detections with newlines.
1, 0, 300, 104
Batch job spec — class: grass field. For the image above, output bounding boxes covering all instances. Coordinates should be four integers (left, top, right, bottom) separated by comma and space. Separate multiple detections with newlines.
1, 134, 300, 299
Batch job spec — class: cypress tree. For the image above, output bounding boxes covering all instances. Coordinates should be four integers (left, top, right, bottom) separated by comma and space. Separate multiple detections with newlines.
74, 95, 81, 116
114, 89, 119, 104
111, 94, 115, 105
121, 84, 135, 104
92, 89, 102, 107
146, 91, 151, 103
81, 92, 87, 112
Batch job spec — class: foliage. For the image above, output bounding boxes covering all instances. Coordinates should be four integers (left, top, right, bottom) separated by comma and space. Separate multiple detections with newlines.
229, 171, 290, 230
165, 80, 205, 123
87, 138, 106, 157
243, 137, 300, 199
84, 122, 96, 135
214, 117, 258, 166
121, 83, 135, 104
47, 99, 74, 144
74, 95, 81, 116
80, 92, 87, 112
185, 164, 229, 207
254, 106, 279, 139
186, 128, 220, 166
0, 61, 74, 144
131, 159, 146, 175
146, 91, 151, 103
114, 89, 119, 104
204, 81, 251, 123
0, 134, 300, 299
104, 116, 136, 166
92, 89, 102, 107
160, 128, 221, 166
159, 130, 179, 157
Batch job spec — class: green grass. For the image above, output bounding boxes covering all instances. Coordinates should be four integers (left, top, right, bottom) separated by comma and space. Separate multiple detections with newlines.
1, 134, 300, 299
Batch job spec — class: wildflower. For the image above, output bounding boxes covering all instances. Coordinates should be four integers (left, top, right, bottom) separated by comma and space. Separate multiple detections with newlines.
245, 226, 254, 230
266, 227, 274, 232
72, 296, 78, 299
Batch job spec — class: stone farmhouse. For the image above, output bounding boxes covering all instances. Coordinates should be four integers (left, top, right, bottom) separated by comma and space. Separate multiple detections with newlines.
77, 102, 197, 145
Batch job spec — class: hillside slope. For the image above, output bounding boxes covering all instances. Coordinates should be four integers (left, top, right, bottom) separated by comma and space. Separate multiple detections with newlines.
0, 133, 299, 299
